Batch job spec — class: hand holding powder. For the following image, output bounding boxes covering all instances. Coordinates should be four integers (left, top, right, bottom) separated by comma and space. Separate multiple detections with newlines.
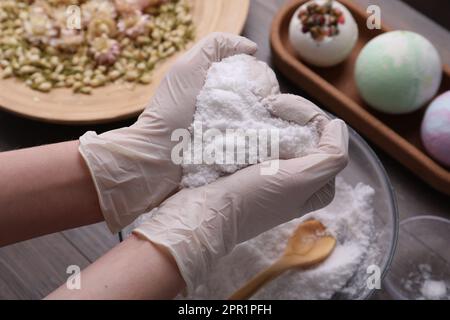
131, 35, 354, 296
181, 54, 321, 187
173, 55, 375, 299
175, 54, 376, 298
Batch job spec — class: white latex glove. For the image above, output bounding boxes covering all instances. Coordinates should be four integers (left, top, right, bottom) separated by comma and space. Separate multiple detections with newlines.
79, 33, 258, 233
133, 94, 349, 293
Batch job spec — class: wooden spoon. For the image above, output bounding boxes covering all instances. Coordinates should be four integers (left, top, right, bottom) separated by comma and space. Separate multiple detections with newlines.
228, 220, 336, 300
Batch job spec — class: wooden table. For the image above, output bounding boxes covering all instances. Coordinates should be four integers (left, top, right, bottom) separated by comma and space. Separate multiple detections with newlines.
0, 0, 449, 299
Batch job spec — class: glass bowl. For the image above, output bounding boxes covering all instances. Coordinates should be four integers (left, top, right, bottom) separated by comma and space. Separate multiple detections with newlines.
336, 126, 398, 299
384, 216, 450, 300
120, 126, 399, 300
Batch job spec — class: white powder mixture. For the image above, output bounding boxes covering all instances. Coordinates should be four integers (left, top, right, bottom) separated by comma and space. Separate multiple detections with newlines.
181, 54, 320, 188
421, 280, 447, 300
403, 264, 449, 300
183, 177, 376, 300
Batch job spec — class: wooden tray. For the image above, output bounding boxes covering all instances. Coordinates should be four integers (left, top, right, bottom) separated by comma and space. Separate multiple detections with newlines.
270, 0, 450, 196
0, 0, 249, 125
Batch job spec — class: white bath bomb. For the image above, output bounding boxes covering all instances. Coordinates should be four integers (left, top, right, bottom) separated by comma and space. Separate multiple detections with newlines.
355, 31, 442, 114
421, 91, 450, 167
289, 0, 358, 67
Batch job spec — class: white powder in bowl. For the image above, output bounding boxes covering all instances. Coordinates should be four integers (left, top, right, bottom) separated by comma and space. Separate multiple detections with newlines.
181, 54, 320, 188
402, 264, 449, 300
421, 280, 447, 300
183, 177, 376, 300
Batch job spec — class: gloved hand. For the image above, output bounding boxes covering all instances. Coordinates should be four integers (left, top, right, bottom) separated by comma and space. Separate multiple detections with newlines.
133, 94, 349, 293
79, 33, 258, 233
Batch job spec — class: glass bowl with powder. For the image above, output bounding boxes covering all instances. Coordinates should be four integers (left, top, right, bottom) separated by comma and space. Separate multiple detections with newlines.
384, 216, 450, 300
122, 54, 398, 300
121, 125, 399, 300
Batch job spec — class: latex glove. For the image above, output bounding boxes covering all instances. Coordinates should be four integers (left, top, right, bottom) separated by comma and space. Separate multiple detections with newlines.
79, 33, 258, 233
265, 93, 329, 126
133, 94, 349, 292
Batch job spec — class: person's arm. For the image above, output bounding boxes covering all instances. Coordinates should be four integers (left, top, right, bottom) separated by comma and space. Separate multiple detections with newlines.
0, 141, 103, 247
45, 234, 185, 300
0, 34, 257, 247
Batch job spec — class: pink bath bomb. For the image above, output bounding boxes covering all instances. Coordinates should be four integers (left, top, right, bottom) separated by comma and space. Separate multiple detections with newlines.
421, 91, 450, 167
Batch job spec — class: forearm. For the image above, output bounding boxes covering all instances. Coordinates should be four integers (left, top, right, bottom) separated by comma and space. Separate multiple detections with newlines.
45, 234, 185, 300
0, 141, 103, 246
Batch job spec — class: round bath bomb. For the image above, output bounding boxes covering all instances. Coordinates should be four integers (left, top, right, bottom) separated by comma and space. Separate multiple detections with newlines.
289, 0, 358, 67
421, 91, 450, 167
355, 31, 442, 114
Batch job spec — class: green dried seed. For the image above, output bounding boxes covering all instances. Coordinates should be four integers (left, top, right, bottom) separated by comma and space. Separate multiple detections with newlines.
18, 65, 35, 75
108, 70, 121, 80
73, 81, 83, 91
2, 66, 13, 78
65, 77, 74, 87
137, 62, 146, 71
139, 73, 152, 84
90, 78, 101, 87
79, 86, 92, 95
55, 81, 65, 88
33, 76, 45, 85
125, 70, 139, 82
37, 82, 52, 92
0, 59, 9, 67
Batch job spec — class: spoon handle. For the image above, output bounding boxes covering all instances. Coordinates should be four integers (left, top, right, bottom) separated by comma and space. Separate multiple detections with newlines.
228, 258, 291, 300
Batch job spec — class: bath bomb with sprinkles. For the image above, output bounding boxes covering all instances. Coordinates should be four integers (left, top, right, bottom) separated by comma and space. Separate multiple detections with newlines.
421, 91, 450, 167
289, 0, 358, 67
355, 31, 442, 114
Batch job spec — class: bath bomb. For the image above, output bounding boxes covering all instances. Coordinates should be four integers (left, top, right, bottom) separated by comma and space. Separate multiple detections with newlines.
355, 31, 442, 114
289, 0, 358, 67
421, 91, 450, 167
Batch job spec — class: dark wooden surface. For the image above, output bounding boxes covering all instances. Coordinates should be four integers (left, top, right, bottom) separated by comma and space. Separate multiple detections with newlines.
402, 0, 450, 30
0, 0, 449, 300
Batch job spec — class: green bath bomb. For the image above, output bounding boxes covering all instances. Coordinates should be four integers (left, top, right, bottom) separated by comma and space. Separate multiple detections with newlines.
355, 31, 442, 114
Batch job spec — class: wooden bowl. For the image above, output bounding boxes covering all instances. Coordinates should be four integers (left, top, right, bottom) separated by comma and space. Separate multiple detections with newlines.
0, 0, 250, 124
270, 0, 450, 196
